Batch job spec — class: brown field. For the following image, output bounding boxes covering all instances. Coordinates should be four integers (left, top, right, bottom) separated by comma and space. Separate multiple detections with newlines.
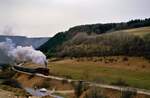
49, 56, 150, 72
48, 56, 150, 90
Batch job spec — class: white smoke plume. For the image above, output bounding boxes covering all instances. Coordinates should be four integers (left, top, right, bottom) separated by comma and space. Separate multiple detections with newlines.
0, 38, 47, 67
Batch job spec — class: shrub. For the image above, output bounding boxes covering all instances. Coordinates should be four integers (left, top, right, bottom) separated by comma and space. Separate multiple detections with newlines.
120, 88, 137, 98
73, 81, 88, 98
84, 87, 107, 98
40, 80, 50, 88
61, 79, 68, 84
2, 79, 21, 88
111, 78, 129, 86
122, 57, 128, 62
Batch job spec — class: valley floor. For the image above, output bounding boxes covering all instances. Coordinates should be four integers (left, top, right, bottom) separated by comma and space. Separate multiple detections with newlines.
47, 56, 150, 90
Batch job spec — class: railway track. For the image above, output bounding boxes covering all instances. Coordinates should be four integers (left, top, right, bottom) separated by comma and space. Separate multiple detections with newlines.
12, 64, 150, 96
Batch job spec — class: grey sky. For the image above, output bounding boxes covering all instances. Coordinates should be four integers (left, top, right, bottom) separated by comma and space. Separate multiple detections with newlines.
0, 0, 150, 37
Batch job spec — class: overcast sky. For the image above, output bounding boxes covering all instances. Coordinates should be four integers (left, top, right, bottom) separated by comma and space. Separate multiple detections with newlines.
0, 0, 150, 37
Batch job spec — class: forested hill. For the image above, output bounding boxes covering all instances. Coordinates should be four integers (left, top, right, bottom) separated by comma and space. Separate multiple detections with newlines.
39, 18, 150, 57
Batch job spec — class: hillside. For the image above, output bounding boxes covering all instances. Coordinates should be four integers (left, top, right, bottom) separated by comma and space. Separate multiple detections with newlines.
0, 35, 49, 49
39, 18, 150, 58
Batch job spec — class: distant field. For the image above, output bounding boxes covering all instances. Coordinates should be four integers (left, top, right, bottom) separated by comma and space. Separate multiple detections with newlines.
113, 26, 150, 36
48, 56, 150, 90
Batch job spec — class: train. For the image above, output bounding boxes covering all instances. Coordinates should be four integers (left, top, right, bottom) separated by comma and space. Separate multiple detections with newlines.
13, 65, 49, 76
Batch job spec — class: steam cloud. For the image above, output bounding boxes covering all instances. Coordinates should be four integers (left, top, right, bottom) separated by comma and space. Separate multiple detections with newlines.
0, 38, 47, 66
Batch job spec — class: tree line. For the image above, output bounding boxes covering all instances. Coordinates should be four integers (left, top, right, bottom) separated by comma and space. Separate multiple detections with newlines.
66, 18, 150, 35
56, 32, 150, 58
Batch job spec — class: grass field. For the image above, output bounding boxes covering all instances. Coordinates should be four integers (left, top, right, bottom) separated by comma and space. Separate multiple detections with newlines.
48, 56, 150, 90
112, 26, 150, 37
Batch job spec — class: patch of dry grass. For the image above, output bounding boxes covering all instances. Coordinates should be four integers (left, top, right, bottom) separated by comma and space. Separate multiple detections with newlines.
112, 26, 150, 37
48, 56, 150, 90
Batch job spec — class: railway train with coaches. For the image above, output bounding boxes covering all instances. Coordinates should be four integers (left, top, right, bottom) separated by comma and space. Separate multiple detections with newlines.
13, 65, 49, 76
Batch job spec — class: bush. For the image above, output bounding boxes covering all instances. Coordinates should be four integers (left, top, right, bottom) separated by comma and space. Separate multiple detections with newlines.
120, 88, 137, 98
61, 79, 68, 84
111, 78, 129, 86
39, 79, 51, 88
84, 87, 107, 98
73, 81, 88, 98
143, 33, 150, 59
2, 79, 21, 88
122, 57, 128, 62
